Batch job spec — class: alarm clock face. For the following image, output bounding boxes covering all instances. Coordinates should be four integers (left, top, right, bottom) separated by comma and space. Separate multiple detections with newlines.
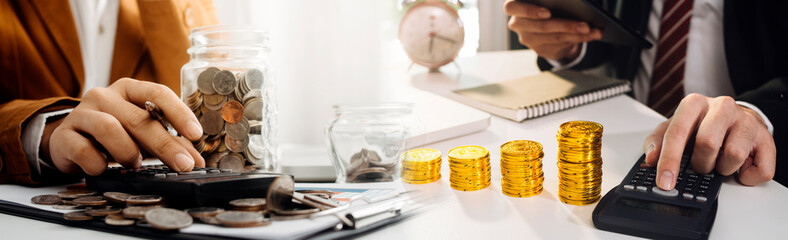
399, 1, 464, 69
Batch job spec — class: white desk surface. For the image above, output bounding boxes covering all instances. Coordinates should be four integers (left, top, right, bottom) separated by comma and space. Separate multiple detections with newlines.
2, 50, 787, 239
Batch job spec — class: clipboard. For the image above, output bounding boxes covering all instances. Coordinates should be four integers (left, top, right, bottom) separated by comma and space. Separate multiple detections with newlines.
0, 187, 425, 240
521, 0, 653, 48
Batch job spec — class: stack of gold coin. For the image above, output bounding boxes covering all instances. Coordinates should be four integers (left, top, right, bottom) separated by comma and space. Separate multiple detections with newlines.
500, 140, 544, 198
448, 145, 491, 191
556, 121, 603, 206
400, 148, 442, 184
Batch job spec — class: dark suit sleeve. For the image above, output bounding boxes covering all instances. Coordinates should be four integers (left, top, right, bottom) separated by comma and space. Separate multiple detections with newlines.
537, 42, 617, 71
735, 77, 788, 186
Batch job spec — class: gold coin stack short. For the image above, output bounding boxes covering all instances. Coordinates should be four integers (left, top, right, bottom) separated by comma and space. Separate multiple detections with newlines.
448, 145, 491, 191
400, 148, 442, 184
556, 121, 603, 206
500, 140, 544, 198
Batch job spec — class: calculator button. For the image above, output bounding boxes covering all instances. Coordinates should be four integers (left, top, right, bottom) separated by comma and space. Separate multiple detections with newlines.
154, 173, 166, 178
181, 170, 207, 175
222, 169, 233, 173
623, 185, 635, 191
651, 187, 679, 197
696, 196, 708, 202
682, 193, 694, 200
166, 173, 178, 177
209, 169, 221, 174
636, 186, 648, 192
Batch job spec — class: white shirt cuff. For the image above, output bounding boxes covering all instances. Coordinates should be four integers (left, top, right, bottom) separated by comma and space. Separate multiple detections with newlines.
736, 101, 774, 135
545, 42, 587, 71
22, 109, 73, 175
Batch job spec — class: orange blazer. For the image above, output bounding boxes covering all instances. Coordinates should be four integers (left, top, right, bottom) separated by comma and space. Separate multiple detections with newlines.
0, 0, 218, 184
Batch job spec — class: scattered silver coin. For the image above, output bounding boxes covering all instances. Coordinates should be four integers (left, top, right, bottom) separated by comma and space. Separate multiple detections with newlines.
57, 190, 96, 199
186, 207, 224, 218
73, 196, 107, 206
103, 192, 132, 203
123, 206, 161, 219
215, 211, 266, 228
105, 215, 136, 226
126, 195, 163, 206
64, 211, 93, 221
145, 208, 193, 230
31, 194, 62, 205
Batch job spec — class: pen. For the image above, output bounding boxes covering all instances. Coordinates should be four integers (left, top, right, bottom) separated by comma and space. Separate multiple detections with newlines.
145, 101, 178, 136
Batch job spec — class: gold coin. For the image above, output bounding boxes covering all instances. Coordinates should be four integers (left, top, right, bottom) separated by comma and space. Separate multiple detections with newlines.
448, 145, 489, 160
500, 140, 543, 158
402, 148, 441, 162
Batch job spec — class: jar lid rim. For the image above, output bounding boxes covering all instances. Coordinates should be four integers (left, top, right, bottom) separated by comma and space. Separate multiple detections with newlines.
191, 25, 268, 34
333, 102, 415, 112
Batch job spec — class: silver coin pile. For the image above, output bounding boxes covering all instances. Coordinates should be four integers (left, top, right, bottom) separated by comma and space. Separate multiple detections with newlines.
184, 67, 270, 172
32, 178, 340, 230
345, 149, 397, 183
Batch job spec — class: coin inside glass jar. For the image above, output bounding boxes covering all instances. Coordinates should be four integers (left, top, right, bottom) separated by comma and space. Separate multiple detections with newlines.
219, 153, 245, 172
198, 67, 220, 94
200, 110, 225, 136
225, 118, 250, 140
221, 100, 244, 124
224, 135, 249, 153
213, 70, 239, 95
243, 98, 263, 121
244, 68, 264, 90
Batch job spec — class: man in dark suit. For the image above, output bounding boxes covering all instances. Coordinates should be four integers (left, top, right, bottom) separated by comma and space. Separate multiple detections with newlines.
505, 0, 787, 188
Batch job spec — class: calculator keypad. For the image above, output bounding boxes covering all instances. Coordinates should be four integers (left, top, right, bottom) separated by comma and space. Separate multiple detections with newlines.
103, 165, 238, 180
622, 155, 714, 202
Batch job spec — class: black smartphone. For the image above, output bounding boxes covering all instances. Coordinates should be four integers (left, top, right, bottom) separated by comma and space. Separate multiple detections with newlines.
519, 0, 653, 48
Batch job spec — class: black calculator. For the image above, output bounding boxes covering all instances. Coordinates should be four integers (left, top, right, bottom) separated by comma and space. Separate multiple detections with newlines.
85, 165, 283, 208
593, 153, 724, 240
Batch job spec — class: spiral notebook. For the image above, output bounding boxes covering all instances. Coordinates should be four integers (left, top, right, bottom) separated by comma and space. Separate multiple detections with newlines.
453, 70, 631, 122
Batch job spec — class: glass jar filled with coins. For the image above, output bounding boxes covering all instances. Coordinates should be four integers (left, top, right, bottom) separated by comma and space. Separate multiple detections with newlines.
326, 103, 423, 183
181, 26, 277, 172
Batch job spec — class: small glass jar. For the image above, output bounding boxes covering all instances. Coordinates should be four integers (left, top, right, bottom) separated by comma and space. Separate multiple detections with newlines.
180, 26, 277, 172
326, 103, 422, 183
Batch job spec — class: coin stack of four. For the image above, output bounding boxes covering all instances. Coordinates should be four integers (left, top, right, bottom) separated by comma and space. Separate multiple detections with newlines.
400, 148, 442, 184
556, 121, 604, 206
448, 145, 491, 191
185, 67, 267, 171
500, 140, 544, 198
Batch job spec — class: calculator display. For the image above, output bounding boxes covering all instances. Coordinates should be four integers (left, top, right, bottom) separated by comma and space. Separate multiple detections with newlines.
616, 197, 700, 218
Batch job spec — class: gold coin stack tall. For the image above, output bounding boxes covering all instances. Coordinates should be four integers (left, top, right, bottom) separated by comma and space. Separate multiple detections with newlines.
500, 140, 544, 198
557, 121, 603, 205
400, 149, 442, 184
448, 145, 491, 191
